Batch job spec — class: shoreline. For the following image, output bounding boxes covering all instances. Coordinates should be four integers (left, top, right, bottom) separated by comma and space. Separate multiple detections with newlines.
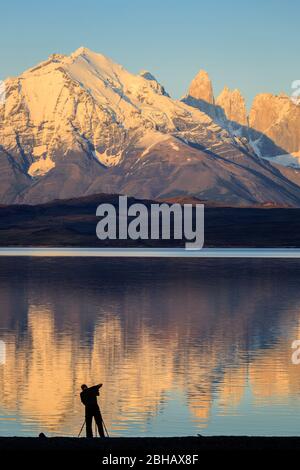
1, 436, 300, 452
2, 248, 300, 258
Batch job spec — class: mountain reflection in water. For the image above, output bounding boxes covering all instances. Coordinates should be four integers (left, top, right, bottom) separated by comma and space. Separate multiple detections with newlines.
0, 258, 300, 436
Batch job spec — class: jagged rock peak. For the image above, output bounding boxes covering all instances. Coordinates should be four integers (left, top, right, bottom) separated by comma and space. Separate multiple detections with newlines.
187, 69, 214, 104
248, 92, 300, 156
216, 86, 247, 125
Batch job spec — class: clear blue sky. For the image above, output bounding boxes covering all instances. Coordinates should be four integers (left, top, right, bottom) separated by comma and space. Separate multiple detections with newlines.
1, 0, 299, 107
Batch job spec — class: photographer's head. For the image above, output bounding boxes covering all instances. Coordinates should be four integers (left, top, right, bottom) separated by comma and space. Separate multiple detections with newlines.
81, 384, 88, 391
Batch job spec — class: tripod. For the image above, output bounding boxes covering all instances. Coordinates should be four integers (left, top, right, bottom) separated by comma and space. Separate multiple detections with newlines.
78, 413, 109, 438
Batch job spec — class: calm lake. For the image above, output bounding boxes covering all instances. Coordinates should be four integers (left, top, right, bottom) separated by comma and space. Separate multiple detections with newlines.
1, 257, 300, 437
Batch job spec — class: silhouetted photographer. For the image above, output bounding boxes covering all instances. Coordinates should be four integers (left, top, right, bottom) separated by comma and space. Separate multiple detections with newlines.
80, 384, 105, 438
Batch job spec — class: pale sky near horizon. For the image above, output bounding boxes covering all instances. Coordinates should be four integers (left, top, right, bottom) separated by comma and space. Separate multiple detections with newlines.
1, 0, 299, 107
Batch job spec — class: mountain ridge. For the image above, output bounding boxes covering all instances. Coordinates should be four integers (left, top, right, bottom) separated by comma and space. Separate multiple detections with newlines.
184, 69, 300, 166
1, 47, 300, 207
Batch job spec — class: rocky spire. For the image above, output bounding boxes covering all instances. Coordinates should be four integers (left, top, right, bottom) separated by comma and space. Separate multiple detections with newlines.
216, 86, 247, 126
248, 93, 300, 156
187, 70, 214, 103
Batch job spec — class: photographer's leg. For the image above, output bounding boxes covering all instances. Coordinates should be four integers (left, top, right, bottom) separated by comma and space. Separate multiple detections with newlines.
94, 408, 105, 437
86, 411, 93, 438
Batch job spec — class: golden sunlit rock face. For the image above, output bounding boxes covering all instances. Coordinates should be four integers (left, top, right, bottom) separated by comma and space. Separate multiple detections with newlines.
216, 87, 247, 126
1, 258, 300, 436
187, 70, 214, 104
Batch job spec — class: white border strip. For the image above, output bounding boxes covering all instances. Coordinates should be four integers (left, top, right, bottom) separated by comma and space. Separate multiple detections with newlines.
0, 248, 300, 258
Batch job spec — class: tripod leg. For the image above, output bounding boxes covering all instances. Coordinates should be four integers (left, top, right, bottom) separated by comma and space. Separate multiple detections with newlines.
102, 417, 109, 437
78, 419, 86, 438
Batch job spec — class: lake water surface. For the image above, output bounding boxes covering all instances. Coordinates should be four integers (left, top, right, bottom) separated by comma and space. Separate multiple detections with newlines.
1, 257, 300, 437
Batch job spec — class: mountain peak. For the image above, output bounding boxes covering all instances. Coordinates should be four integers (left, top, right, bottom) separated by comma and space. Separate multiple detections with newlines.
217, 86, 244, 101
187, 69, 214, 104
72, 46, 91, 55
69, 46, 116, 67
216, 86, 247, 125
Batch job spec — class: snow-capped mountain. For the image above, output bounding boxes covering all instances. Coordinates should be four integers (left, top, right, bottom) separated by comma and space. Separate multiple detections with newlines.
1, 47, 300, 206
